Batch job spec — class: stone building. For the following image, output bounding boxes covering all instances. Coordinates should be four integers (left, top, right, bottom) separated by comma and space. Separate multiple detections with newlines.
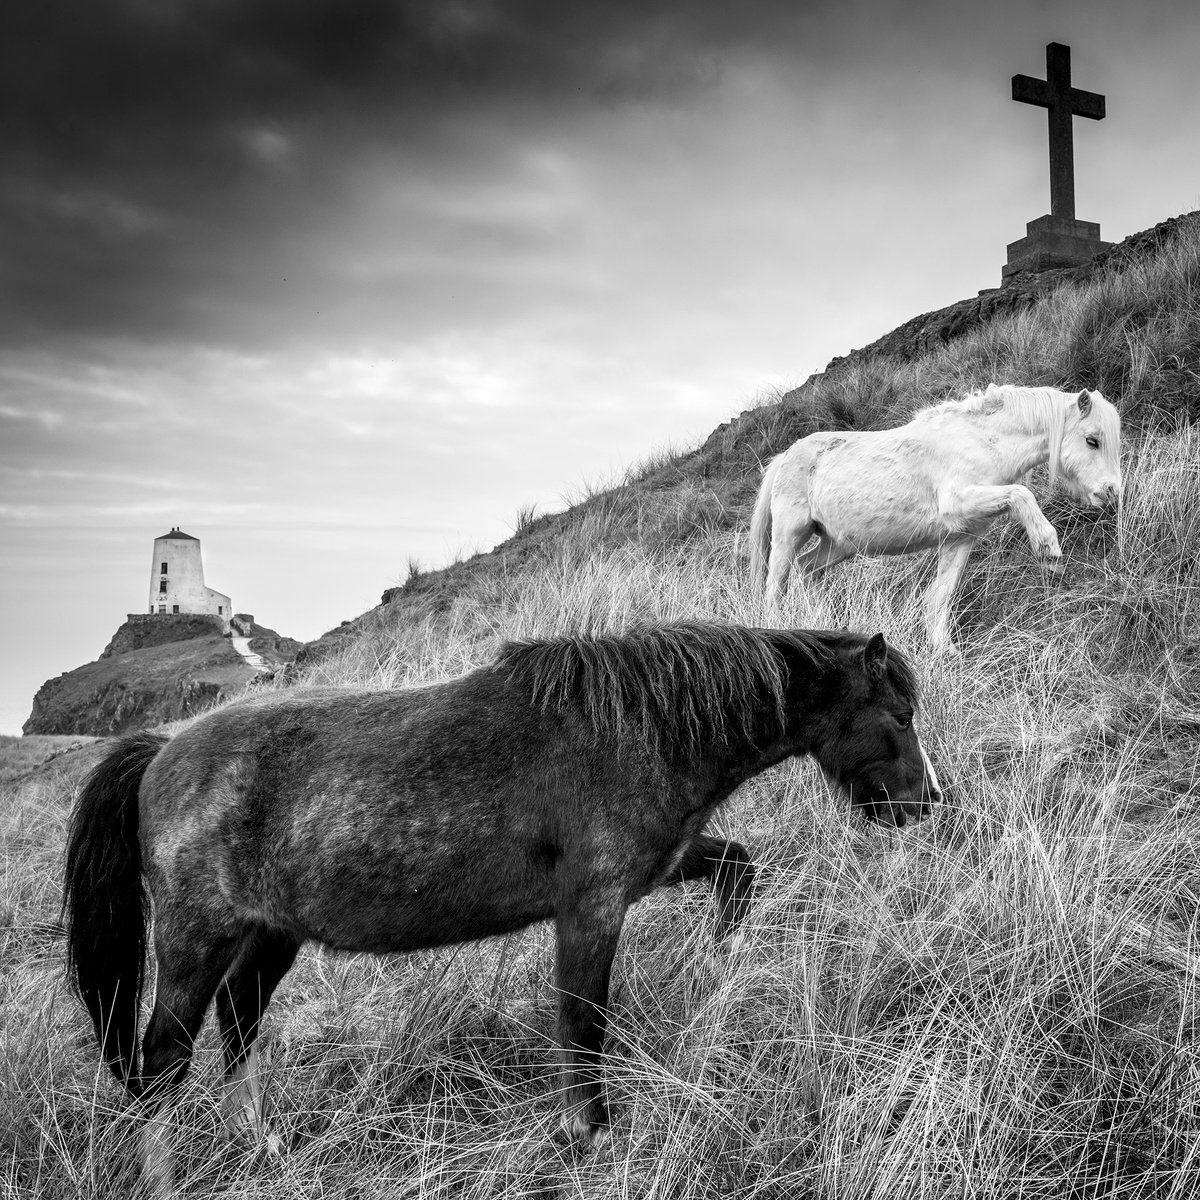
148, 528, 232, 627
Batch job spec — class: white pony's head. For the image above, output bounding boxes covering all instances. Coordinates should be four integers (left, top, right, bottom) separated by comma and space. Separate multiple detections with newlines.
1053, 389, 1122, 508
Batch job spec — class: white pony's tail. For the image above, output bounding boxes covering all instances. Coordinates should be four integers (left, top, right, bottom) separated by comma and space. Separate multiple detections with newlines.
749, 454, 782, 586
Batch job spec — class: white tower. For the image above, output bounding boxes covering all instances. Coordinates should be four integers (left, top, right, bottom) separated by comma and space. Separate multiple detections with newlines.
148, 528, 232, 626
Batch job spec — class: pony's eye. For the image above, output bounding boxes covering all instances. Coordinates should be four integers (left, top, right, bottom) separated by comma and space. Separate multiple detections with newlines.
1086, 436, 1100, 449
895, 712, 912, 729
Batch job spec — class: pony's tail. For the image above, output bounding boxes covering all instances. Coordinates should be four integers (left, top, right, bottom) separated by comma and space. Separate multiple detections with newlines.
749, 454, 781, 586
62, 731, 168, 1094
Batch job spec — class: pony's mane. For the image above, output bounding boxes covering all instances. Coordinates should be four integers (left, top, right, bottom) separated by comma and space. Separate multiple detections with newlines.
915, 383, 1118, 485
496, 622, 832, 757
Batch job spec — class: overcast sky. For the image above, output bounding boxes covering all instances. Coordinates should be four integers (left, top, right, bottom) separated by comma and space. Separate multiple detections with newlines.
2, 0, 1198, 734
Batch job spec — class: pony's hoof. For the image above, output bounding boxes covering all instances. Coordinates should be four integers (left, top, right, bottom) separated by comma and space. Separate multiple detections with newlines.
584, 1125, 610, 1152
559, 1110, 609, 1150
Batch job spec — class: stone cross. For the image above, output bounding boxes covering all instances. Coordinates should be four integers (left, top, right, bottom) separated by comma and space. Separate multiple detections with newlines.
1012, 42, 1105, 222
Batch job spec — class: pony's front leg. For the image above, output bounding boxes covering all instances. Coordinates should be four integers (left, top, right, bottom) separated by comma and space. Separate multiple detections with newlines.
215, 926, 301, 1156
220, 1047, 279, 1154
139, 936, 239, 1198
661, 835, 756, 939
949, 484, 1062, 567
926, 538, 975, 652
554, 887, 627, 1147
1002, 484, 1063, 569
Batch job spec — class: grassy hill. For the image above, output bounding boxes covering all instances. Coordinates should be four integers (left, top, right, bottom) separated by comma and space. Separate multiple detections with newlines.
295, 210, 1200, 680
2, 213, 1198, 1199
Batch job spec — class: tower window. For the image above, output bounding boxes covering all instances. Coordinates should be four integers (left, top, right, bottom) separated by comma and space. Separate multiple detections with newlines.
160, 562, 168, 574
159, 580, 168, 594
218, 605, 223, 615
172, 605, 179, 614
157, 604, 166, 614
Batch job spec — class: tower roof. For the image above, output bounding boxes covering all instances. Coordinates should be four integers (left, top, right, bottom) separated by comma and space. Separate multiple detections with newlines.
157, 528, 198, 541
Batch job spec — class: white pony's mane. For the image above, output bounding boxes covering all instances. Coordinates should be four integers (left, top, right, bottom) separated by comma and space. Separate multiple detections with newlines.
914, 384, 1119, 484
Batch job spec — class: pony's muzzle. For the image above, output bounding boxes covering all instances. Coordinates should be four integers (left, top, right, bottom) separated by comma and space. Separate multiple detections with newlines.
1089, 483, 1121, 508
861, 794, 930, 828
897, 798, 929, 827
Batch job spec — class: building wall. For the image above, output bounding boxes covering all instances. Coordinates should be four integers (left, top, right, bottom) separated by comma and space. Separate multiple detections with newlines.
204, 586, 233, 616
148, 534, 233, 626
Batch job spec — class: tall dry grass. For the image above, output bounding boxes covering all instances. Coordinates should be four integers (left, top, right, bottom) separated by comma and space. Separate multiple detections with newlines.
3, 418, 1197, 1198
3, 220, 1199, 1197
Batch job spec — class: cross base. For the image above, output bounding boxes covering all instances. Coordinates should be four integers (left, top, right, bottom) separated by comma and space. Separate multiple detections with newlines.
1003, 214, 1110, 281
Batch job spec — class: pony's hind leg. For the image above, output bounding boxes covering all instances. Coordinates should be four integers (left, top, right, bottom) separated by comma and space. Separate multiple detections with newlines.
215, 926, 301, 1155
663, 835, 756, 939
765, 503, 815, 607
799, 533, 856, 578
926, 537, 976, 652
554, 887, 627, 1147
139, 932, 240, 1198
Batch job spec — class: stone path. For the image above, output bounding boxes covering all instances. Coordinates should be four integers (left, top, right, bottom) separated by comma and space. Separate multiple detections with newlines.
231, 636, 269, 673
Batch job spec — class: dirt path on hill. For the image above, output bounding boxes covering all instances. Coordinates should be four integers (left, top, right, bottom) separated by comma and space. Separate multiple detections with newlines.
230, 636, 269, 673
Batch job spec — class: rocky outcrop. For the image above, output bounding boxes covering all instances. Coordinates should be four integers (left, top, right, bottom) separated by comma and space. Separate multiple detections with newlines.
100, 613, 226, 658
249, 629, 303, 662
24, 635, 250, 736
25, 613, 301, 736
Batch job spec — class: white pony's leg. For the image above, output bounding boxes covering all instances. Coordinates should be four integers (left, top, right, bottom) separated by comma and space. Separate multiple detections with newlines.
800, 535, 856, 578
765, 503, 814, 607
948, 484, 1062, 566
926, 538, 975, 652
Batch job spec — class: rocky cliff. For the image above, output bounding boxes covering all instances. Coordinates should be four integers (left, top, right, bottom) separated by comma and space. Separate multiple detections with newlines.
23, 613, 299, 737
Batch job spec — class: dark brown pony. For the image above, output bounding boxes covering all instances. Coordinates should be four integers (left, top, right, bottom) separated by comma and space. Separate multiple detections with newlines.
62, 622, 939, 1194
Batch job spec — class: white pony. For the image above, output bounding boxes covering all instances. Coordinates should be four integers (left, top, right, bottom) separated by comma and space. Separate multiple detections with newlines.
750, 384, 1122, 650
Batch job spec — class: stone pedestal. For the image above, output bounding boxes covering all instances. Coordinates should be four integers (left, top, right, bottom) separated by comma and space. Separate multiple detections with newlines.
1003, 214, 1110, 281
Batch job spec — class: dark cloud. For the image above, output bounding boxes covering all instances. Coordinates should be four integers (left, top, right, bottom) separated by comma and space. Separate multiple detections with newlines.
2, 0, 802, 138
2, 0, 823, 344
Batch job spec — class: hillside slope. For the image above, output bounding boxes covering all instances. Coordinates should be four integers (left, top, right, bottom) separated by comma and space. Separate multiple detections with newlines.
294, 209, 1200, 675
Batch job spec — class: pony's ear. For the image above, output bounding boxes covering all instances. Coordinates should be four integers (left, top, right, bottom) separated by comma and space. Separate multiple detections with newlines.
1077, 390, 1093, 417
863, 633, 888, 678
